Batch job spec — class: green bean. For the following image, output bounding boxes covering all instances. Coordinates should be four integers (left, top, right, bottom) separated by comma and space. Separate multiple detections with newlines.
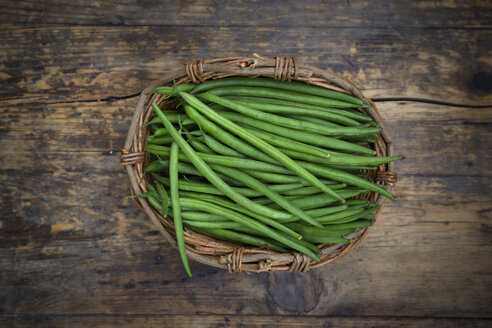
202, 133, 245, 158
242, 126, 331, 158
143, 184, 163, 212
186, 219, 313, 254
307, 205, 349, 218
153, 174, 303, 198
180, 190, 349, 224
179, 198, 320, 261
179, 93, 344, 203
148, 159, 198, 175
232, 99, 362, 126
183, 220, 244, 230
189, 139, 215, 154
128, 191, 156, 199
326, 151, 403, 166
338, 134, 378, 143
300, 234, 352, 244
288, 190, 360, 209
243, 170, 337, 186
315, 208, 366, 224
347, 203, 370, 210
152, 102, 300, 221
281, 184, 346, 196
146, 135, 173, 145
284, 225, 355, 244
215, 111, 375, 155
327, 165, 377, 171
145, 116, 196, 127
254, 190, 360, 210
146, 159, 170, 173
232, 97, 373, 124
287, 222, 354, 237
184, 104, 276, 164
224, 225, 293, 252
287, 114, 343, 127
278, 232, 321, 254
170, 136, 192, 277
345, 199, 369, 206
178, 191, 303, 238
208, 164, 322, 227
328, 109, 374, 123
228, 97, 373, 123
296, 161, 395, 200
276, 147, 378, 170
146, 182, 156, 193
190, 226, 288, 253
191, 77, 364, 105
149, 161, 242, 187
274, 146, 334, 164
144, 111, 192, 125
222, 221, 289, 243
201, 93, 380, 136
155, 182, 170, 218
208, 220, 319, 254
245, 170, 300, 184
156, 174, 257, 196
324, 205, 380, 225
146, 144, 293, 174
181, 212, 230, 222
321, 219, 373, 230
155, 83, 195, 95
204, 86, 360, 109
148, 193, 164, 212
184, 131, 214, 154
252, 195, 302, 205
153, 127, 169, 137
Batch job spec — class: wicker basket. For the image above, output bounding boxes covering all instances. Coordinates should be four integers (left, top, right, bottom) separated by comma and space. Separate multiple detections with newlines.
121, 54, 397, 273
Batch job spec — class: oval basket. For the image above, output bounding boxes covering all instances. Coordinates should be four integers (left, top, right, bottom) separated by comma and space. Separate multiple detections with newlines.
121, 54, 397, 273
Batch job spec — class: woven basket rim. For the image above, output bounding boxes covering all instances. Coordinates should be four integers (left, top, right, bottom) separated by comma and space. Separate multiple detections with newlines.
122, 54, 397, 273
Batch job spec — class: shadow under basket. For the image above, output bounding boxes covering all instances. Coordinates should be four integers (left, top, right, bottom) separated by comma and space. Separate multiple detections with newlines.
120, 54, 397, 273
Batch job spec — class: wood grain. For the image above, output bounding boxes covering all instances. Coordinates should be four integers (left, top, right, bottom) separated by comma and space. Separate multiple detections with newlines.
1, 0, 491, 28
1, 2, 492, 325
1, 315, 491, 328
1, 26, 491, 105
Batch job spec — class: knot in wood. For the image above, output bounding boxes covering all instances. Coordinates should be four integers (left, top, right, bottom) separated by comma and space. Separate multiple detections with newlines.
185, 59, 205, 83
274, 56, 298, 82
257, 259, 272, 272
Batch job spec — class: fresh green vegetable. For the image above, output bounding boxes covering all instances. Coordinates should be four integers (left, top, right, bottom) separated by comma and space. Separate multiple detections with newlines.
135, 76, 402, 274
169, 137, 192, 277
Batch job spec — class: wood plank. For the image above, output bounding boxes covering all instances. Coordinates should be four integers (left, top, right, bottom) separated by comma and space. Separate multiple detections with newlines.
1, 100, 490, 177
1, 314, 491, 328
377, 101, 492, 176
1, 0, 491, 28
1, 26, 491, 105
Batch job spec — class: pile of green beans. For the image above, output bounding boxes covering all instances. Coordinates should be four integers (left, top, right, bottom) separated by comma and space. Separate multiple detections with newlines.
136, 77, 402, 276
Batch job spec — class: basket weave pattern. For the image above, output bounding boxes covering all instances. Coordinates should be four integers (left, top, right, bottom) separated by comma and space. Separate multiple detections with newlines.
121, 54, 397, 273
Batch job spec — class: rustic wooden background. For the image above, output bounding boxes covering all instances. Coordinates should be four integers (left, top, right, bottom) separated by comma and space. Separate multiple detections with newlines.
1, 1, 491, 327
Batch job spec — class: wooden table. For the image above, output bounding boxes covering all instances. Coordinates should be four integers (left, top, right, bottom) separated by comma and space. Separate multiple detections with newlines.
1, 1, 491, 327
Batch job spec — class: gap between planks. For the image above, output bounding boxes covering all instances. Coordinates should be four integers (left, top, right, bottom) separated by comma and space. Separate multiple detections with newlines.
7, 94, 492, 108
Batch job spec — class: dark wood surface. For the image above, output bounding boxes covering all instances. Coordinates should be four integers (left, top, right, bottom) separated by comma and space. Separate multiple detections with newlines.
1, 1, 491, 327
